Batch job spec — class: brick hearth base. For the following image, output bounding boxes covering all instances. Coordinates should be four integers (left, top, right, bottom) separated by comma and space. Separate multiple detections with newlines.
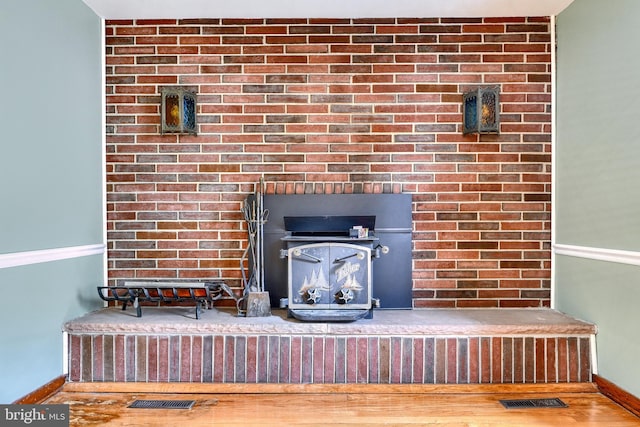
64, 308, 595, 384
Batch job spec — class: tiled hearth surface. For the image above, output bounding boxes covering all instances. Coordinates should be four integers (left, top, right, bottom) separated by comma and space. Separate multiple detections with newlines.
65, 307, 595, 385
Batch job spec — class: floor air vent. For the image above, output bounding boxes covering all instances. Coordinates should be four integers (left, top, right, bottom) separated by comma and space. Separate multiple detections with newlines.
500, 398, 567, 409
128, 400, 195, 409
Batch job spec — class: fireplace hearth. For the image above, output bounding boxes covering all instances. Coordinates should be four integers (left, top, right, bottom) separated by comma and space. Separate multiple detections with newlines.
65, 307, 596, 385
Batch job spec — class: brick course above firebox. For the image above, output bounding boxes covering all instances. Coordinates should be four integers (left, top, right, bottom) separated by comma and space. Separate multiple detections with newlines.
106, 17, 552, 308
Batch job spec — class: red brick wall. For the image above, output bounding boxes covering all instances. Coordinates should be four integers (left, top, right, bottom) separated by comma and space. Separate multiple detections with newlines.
105, 17, 552, 308
69, 333, 591, 384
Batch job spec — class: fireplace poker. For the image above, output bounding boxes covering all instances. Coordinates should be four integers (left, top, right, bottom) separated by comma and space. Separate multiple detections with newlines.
241, 199, 258, 292
256, 183, 262, 292
258, 177, 266, 292
253, 197, 260, 292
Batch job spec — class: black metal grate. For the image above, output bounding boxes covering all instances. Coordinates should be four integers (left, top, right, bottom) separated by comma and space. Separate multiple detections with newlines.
128, 400, 195, 409
500, 398, 567, 409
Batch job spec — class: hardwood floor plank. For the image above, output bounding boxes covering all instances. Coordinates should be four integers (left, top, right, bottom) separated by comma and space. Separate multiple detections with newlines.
43, 384, 640, 426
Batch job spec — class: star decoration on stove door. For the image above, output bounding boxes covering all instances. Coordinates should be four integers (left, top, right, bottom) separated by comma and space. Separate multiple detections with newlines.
306, 288, 322, 304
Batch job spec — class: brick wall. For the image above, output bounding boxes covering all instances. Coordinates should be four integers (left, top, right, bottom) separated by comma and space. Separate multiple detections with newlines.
69, 333, 591, 384
105, 17, 552, 308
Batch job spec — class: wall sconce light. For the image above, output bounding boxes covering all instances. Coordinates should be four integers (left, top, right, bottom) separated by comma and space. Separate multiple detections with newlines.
462, 86, 500, 135
161, 86, 197, 135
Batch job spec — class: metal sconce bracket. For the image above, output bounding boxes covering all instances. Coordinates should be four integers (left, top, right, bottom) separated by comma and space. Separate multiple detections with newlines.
160, 86, 197, 135
462, 86, 500, 135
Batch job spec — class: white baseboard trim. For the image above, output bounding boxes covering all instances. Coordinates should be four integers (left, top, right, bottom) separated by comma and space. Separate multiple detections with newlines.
0, 244, 106, 269
554, 243, 640, 267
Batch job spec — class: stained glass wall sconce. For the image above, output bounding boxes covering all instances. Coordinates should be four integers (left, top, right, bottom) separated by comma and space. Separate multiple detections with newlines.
161, 86, 197, 135
462, 86, 500, 135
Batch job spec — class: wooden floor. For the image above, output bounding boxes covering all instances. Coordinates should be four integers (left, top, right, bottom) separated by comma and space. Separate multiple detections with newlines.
43, 383, 640, 426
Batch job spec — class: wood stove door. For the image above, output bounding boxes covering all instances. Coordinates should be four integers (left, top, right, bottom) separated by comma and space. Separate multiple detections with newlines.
288, 242, 371, 310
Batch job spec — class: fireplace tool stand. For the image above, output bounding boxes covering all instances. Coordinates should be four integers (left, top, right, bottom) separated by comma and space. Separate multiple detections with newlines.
240, 178, 271, 317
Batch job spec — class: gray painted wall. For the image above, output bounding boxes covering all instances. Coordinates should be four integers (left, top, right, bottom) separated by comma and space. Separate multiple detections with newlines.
556, 0, 640, 397
0, 0, 103, 402
0, 0, 104, 254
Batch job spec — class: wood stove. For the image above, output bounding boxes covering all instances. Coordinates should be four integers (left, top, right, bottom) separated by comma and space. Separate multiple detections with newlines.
280, 215, 387, 321
262, 194, 413, 315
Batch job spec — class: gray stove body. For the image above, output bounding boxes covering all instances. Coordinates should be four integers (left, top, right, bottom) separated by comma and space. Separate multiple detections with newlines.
263, 194, 413, 318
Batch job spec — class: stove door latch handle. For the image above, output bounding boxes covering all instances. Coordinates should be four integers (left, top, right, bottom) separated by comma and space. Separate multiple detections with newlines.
289, 248, 322, 263
333, 252, 365, 263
